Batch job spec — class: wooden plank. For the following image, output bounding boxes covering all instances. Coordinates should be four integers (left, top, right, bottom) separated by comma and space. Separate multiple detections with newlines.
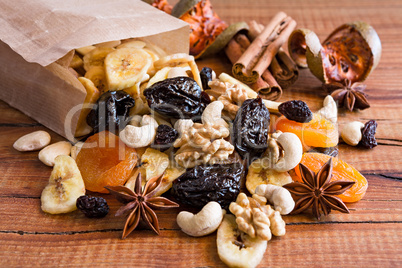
0, 0, 401, 267
0, 223, 400, 267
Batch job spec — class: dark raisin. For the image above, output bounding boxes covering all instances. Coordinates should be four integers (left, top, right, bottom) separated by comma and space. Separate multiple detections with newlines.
360, 120, 377, 149
200, 67, 214, 89
171, 163, 245, 209
152, 124, 179, 151
87, 91, 135, 134
232, 98, 270, 162
308, 146, 339, 157
76, 196, 109, 218
278, 100, 313, 123
143, 77, 208, 119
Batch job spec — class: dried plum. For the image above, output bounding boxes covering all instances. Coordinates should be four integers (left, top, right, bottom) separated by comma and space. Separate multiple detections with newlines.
152, 124, 178, 151
360, 120, 377, 149
200, 67, 214, 89
143, 77, 209, 119
87, 90, 135, 134
278, 100, 313, 123
232, 98, 270, 162
171, 163, 245, 209
76, 195, 109, 218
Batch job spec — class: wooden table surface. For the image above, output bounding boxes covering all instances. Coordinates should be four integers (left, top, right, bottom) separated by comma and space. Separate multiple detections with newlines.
1, 0, 401, 267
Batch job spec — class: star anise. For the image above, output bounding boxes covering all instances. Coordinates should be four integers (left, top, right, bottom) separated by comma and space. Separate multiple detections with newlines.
283, 158, 355, 220
105, 173, 179, 239
325, 79, 370, 111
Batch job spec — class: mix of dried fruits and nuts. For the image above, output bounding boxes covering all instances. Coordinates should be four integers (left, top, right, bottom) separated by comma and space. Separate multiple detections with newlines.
11, 1, 382, 267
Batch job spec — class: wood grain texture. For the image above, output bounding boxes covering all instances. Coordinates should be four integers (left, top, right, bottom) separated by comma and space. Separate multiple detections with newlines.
0, 0, 401, 267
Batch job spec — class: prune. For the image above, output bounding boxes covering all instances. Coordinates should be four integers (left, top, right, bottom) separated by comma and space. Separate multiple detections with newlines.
278, 100, 313, 123
232, 98, 270, 162
360, 120, 377, 149
308, 146, 339, 157
87, 91, 135, 134
143, 77, 209, 119
76, 195, 109, 218
152, 124, 179, 151
200, 67, 214, 89
171, 163, 245, 209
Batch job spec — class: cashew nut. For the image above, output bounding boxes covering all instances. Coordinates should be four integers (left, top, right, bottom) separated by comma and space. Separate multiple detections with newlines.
264, 131, 303, 172
13, 130, 51, 152
317, 95, 337, 123
201, 101, 229, 128
341, 121, 365, 146
38, 141, 72, 166
174, 119, 194, 136
176, 201, 226, 237
119, 115, 158, 148
255, 184, 295, 215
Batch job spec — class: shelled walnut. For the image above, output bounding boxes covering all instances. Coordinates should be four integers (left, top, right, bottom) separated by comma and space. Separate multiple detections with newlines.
173, 122, 233, 168
206, 80, 248, 120
229, 193, 286, 241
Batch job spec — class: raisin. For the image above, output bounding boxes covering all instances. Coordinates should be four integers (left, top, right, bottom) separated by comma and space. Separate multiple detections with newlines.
308, 146, 339, 157
232, 98, 270, 162
143, 77, 209, 119
360, 120, 377, 149
200, 67, 214, 89
171, 163, 245, 209
152, 124, 179, 151
87, 91, 135, 134
278, 100, 313, 123
76, 195, 109, 218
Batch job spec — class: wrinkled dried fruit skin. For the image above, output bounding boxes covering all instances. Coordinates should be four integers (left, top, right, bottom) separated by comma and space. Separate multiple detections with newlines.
171, 163, 245, 209
87, 91, 135, 134
360, 120, 377, 149
152, 124, 179, 151
144, 77, 209, 119
322, 26, 373, 83
278, 100, 313, 123
308, 146, 339, 157
76, 195, 109, 218
232, 98, 270, 161
200, 67, 214, 89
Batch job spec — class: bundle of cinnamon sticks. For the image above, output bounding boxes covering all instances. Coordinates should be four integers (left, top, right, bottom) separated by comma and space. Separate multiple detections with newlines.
224, 12, 299, 100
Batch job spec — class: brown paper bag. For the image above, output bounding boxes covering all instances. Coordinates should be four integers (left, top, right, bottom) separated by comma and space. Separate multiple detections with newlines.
0, 0, 189, 141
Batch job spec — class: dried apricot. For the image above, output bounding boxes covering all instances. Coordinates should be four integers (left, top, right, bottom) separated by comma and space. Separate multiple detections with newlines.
275, 113, 338, 148
294, 153, 368, 202
76, 131, 137, 193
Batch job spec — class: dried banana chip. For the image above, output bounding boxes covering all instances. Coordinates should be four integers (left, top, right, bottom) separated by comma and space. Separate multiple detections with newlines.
104, 48, 152, 91
84, 66, 108, 93
83, 47, 115, 71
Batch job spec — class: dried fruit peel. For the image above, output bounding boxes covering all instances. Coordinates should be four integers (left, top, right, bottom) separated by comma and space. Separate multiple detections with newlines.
294, 153, 368, 202
288, 21, 381, 84
275, 113, 338, 148
76, 131, 137, 193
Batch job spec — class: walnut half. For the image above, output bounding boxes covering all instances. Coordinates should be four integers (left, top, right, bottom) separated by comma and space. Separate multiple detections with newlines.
229, 193, 286, 241
173, 122, 234, 168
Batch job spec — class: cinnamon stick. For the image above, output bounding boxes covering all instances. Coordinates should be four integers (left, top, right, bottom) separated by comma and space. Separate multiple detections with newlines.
248, 20, 299, 89
224, 33, 282, 100
232, 12, 296, 84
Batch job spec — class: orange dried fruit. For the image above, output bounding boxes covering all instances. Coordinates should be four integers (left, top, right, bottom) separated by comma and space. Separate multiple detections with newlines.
294, 153, 368, 202
76, 131, 137, 193
275, 113, 338, 148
